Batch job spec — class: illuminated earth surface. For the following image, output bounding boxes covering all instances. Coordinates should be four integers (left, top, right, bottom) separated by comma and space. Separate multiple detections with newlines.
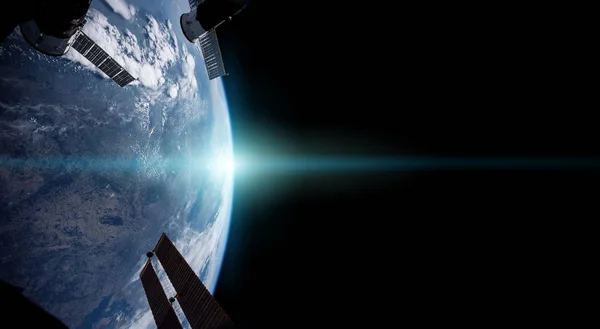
0, 0, 234, 328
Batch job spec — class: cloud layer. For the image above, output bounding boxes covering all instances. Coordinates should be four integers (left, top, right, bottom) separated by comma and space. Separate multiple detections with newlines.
105, 0, 137, 20
56, 8, 232, 329
119, 91, 234, 328
64, 9, 197, 98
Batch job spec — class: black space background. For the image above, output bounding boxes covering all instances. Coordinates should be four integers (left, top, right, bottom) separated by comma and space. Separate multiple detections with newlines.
210, 1, 596, 328
0, 1, 594, 327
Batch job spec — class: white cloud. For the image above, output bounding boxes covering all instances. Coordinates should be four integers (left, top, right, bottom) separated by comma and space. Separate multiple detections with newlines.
127, 254, 149, 285
104, 0, 136, 20
126, 309, 154, 329
177, 45, 198, 99
168, 84, 179, 98
64, 9, 179, 90
63, 9, 200, 101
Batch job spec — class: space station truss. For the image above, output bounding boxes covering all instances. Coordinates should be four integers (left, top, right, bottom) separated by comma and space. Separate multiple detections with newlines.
140, 263, 183, 329
70, 31, 137, 87
199, 30, 227, 80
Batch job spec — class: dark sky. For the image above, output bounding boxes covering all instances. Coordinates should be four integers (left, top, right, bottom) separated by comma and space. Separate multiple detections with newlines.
212, 2, 594, 328
0, 2, 593, 327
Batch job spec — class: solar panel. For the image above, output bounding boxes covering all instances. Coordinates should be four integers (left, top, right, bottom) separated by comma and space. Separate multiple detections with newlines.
98, 57, 122, 78
140, 261, 183, 329
153, 233, 233, 329
113, 70, 136, 87
199, 30, 227, 80
70, 31, 137, 87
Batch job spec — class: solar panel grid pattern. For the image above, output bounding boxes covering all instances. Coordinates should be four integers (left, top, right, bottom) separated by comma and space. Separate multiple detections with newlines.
113, 70, 136, 86
155, 234, 233, 329
70, 32, 94, 55
98, 57, 122, 78
70, 32, 136, 86
140, 262, 184, 329
199, 30, 226, 80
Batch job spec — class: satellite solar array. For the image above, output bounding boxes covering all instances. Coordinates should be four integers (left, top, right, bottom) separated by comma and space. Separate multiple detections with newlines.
140, 264, 183, 329
140, 233, 234, 329
199, 30, 227, 80
70, 31, 136, 87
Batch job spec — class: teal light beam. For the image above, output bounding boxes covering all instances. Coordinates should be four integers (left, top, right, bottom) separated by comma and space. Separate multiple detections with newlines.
2, 155, 599, 173
234, 156, 600, 173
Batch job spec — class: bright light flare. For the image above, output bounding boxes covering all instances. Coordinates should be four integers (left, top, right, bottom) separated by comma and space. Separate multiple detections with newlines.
210, 152, 235, 175
207, 155, 600, 176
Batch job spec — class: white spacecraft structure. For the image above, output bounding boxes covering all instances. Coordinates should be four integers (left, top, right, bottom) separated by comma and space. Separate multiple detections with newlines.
180, 0, 247, 80
17, 0, 136, 87
11, 0, 246, 86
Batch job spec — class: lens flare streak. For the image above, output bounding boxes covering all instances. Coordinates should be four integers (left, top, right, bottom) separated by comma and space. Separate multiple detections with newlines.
3, 155, 595, 174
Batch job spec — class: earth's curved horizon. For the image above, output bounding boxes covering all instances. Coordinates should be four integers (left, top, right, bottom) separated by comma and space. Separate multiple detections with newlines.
0, 0, 235, 328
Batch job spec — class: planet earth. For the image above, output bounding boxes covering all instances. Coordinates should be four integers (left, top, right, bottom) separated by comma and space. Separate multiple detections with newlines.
0, 0, 235, 328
